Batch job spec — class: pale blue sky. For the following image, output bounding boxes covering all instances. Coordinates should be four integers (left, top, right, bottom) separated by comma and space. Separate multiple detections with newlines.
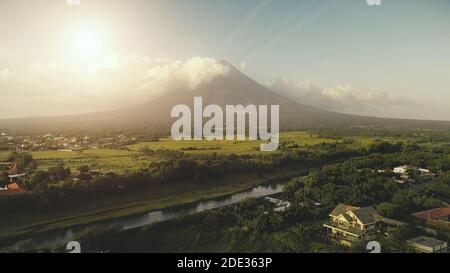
0, 0, 449, 120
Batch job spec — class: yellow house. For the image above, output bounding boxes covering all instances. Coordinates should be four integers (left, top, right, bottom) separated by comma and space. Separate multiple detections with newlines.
323, 204, 384, 247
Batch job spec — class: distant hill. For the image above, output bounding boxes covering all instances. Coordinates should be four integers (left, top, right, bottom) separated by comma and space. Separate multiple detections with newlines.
1, 61, 450, 132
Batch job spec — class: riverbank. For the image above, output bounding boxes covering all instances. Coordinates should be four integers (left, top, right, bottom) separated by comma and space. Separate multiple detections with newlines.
0, 164, 310, 247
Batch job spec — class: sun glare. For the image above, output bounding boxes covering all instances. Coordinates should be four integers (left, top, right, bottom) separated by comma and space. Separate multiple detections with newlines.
68, 23, 107, 62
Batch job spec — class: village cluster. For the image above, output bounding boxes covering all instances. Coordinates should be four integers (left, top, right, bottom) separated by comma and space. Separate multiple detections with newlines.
0, 131, 138, 151
392, 165, 436, 184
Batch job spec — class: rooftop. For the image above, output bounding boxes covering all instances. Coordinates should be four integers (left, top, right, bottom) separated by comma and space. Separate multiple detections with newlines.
413, 206, 450, 220
0, 183, 26, 195
407, 236, 447, 248
353, 207, 382, 224
330, 204, 357, 217
330, 203, 382, 224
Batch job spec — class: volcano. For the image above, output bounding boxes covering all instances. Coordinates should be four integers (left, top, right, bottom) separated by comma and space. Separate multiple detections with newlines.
1, 61, 449, 132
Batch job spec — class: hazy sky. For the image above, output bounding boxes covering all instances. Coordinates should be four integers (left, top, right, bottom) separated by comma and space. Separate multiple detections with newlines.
0, 0, 449, 120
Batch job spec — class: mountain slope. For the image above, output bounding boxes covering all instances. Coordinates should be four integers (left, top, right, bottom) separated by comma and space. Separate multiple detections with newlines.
1, 62, 449, 132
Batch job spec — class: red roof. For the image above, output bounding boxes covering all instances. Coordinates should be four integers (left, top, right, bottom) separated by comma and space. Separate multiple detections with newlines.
413, 207, 450, 220
0, 183, 26, 195
7, 182, 21, 190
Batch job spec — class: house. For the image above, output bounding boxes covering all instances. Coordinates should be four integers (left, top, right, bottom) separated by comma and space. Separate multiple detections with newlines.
0, 182, 26, 195
407, 236, 447, 253
413, 206, 450, 230
323, 204, 384, 246
413, 206, 450, 229
413, 206, 450, 222
418, 168, 435, 179
0, 161, 27, 195
264, 197, 291, 212
394, 165, 435, 177
393, 165, 412, 174
393, 165, 435, 184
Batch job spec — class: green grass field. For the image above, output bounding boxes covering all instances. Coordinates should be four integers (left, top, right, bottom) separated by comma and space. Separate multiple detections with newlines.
0, 132, 333, 172
0, 131, 410, 174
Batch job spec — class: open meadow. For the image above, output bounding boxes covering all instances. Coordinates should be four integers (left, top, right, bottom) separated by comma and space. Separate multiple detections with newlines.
0, 131, 402, 174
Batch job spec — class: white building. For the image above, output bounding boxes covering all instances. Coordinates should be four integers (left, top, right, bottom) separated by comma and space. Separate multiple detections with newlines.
265, 197, 291, 212
393, 165, 412, 174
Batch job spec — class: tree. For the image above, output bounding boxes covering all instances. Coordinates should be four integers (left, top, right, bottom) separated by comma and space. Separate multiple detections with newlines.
424, 173, 450, 201
403, 144, 422, 153
407, 168, 421, 183
376, 202, 401, 218
7, 152, 37, 173
78, 165, 90, 175
391, 190, 416, 214
0, 171, 9, 187
368, 142, 403, 154
26, 170, 50, 190
47, 162, 71, 181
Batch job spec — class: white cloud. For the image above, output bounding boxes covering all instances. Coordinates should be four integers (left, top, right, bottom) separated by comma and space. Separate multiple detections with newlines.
266, 78, 415, 114
0, 56, 230, 117
139, 56, 230, 95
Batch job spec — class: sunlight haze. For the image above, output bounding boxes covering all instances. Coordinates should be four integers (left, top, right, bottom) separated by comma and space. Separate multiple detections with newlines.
0, 0, 449, 120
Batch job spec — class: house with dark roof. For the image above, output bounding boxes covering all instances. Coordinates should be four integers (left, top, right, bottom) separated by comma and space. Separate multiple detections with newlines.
323, 204, 384, 246
407, 236, 448, 253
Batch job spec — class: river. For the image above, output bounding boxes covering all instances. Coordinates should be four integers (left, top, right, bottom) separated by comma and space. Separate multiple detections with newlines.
4, 177, 302, 251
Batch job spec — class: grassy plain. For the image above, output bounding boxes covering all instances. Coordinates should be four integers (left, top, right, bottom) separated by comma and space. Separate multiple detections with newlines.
0, 131, 384, 174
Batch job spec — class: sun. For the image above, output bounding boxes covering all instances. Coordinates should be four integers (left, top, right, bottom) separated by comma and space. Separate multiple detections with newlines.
67, 23, 107, 62
76, 30, 101, 55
